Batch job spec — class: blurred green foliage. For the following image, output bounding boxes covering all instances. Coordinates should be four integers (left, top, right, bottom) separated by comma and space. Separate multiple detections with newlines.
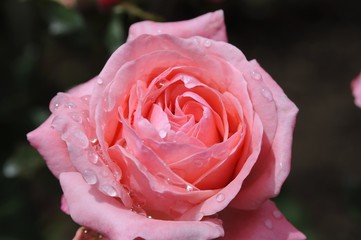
1, 0, 360, 239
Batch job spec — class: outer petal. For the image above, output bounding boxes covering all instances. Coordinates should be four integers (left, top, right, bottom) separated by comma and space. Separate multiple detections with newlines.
230, 60, 299, 209
219, 200, 306, 240
351, 71, 361, 108
27, 77, 97, 177
127, 10, 227, 42
60, 172, 224, 240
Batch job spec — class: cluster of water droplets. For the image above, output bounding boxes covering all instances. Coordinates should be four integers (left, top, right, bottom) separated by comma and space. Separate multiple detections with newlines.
250, 70, 274, 102
49, 92, 125, 200
263, 209, 284, 230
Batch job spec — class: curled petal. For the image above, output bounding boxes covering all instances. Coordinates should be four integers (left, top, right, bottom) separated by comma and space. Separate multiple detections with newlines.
127, 10, 227, 42
60, 172, 224, 240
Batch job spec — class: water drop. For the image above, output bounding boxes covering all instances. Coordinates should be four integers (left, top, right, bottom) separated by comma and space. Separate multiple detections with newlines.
82, 169, 97, 185
204, 40, 212, 47
50, 116, 67, 131
100, 184, 117, 197
261, 88, 273, 102
104, 94, 115, 112
97, 78, 104, 85
73, 130, 89, 149
70, 112, 83, 123
65, 102, 76, 109
183, 76, 197, 88
264, 219, 273, 229
186, 185, 193, 192
159, 129, 167, 139
279, 162, 283, 169
147, 215, 152, 219
113, 169, 122, 181
81, 95, 90, 104
88, 150, 99, 164
251, 70, 262, 81
216, 193, 225, 202
156, 80, 165, 88
193, 38, 200, 45
273, 210, 282, 219
50, 94, 67, 112
90, 138, 98, 145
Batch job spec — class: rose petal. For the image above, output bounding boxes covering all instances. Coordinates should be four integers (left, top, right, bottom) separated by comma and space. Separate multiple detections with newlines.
27, 78, 97, 177
351, 71, 361, 108
60, 172, 224, 240
231, 61, 299, 209
127, 10, 227, 42
179, 113, 264, 220
219, 200, 306, 240
60, 194, 70, 214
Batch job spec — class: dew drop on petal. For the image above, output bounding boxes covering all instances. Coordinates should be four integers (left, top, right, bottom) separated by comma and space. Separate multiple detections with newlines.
100, 184, 117, 197
81, 95, 90, 104
104, 94, 115, 112
50, 116, 67, 131
113, 169, 122, 181
261, 88, 273, 102
70, 112, 83, 123
186, 185, 193, 192
279, 162, 283, 169
73, 130, 89, 149
156, 80, 165, 88
88, 151, 99, 164
97, 77, 104, 85
204, 40, 212, 47
251, 70, 262, 81
90, 138, 98, 145
82, 169, 97, 185
50, 94, 67, 112
273, 210, 282, 219
65, 102, 76, 109
264, 219, 273, 229
159, 129, 167, 139
216, 193, 225, 202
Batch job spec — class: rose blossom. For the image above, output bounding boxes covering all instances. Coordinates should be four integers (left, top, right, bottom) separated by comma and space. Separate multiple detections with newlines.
351, 72, 361, 108
28, 10, 305, 239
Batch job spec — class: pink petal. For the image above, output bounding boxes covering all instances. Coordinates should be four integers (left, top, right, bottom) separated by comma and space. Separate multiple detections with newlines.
351, 71, 361, 108
219, 200, 306, 240
27, 78, 97, 177
60, 172, 224, 240
60, 194, 70, 215
230, 61, 299, 209
127, 10, 227, 42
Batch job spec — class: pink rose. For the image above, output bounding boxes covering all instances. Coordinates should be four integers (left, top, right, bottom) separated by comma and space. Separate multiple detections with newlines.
28, 10, 305, 239
351, 72, 361, 108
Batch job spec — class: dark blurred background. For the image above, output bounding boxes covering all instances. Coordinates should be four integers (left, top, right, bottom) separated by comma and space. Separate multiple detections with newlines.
0, 0, 360, 239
